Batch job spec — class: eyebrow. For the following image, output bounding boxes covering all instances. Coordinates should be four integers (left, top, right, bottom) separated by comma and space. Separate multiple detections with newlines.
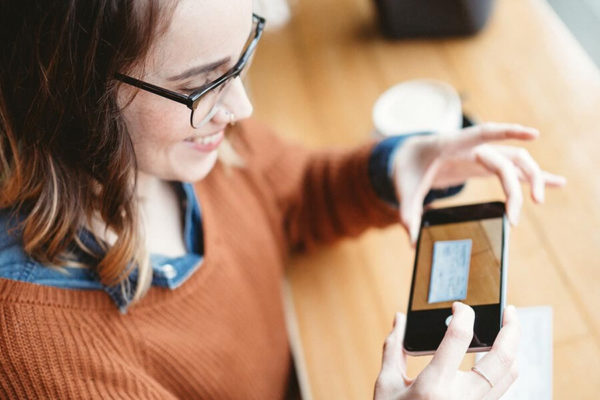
167, 57, 231, 82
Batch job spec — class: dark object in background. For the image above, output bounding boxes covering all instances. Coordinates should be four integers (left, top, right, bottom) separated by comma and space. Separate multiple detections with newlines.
373, 0, 496, 38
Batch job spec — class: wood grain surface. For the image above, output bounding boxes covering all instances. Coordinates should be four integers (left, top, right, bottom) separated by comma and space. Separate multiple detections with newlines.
247, 0, 600, 398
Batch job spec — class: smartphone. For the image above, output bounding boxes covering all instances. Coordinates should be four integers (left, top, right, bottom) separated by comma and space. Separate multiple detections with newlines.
403, 201, 509, 356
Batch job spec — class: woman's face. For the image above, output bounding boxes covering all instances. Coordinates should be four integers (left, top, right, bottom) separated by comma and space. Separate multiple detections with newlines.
121, 0, 254, 183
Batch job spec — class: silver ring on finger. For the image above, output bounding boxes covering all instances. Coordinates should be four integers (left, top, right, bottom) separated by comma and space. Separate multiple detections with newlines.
471, 366, 494, 388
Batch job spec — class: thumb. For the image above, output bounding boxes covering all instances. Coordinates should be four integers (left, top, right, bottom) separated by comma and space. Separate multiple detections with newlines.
409, 213, 421, 246
381, 313, 411, 384
399, 198, 422, 247
375, 313, 413, 399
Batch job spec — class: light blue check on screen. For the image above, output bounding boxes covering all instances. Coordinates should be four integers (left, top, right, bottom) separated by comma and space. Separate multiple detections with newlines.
428, 239, 472, 304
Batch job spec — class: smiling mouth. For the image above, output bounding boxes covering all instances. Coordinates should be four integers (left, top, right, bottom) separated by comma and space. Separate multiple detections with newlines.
184, 128, 225, 146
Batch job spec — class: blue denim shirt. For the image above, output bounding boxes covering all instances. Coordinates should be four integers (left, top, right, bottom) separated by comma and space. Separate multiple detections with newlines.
0, 136, 463, 313
0, 182, 203, 314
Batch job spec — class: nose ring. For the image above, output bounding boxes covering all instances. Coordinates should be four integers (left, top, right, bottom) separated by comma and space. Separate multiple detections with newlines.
228, 111, 236, 126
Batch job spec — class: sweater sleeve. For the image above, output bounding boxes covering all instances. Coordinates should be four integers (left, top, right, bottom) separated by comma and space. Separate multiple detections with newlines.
232, 119, 400, 253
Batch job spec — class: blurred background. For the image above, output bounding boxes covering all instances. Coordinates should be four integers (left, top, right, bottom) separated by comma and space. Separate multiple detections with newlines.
247, 0, 600, 399
547, 0, 600, 67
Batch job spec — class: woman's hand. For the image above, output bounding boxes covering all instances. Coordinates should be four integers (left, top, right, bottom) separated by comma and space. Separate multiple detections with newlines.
392, 123, 566, 244
374, 303, 520, 400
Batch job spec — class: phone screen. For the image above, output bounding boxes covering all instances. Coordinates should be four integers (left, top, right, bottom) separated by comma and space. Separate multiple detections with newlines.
404, 202, 507, 354
412, 218, 503, 311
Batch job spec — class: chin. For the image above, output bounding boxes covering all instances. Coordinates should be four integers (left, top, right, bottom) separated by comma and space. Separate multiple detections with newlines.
175, 151, 219, 183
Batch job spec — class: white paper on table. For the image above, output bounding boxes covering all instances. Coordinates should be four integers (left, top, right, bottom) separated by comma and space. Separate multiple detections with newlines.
475, 306, 553, 400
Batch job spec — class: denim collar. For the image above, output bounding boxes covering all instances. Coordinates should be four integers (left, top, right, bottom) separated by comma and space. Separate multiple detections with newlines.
3, 182, 205, 314
88, 182, 204, 313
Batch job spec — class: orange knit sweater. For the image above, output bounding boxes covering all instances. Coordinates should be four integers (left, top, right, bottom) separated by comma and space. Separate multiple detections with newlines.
0, 119, 400, 399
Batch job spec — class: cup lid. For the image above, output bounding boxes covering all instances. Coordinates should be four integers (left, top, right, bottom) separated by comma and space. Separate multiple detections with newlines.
372, 79, 462, 137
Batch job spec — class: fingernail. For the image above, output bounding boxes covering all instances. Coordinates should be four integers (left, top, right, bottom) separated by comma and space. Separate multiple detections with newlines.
452, 302, 461, 312
409, 225, 417, 244
396, 312, 406, 326
535, 186, 544, 203
512, 205, 521, 224
509, 211, 518, 225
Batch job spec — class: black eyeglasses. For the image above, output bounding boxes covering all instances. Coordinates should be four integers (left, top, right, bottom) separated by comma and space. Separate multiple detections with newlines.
116, 13, 265, 128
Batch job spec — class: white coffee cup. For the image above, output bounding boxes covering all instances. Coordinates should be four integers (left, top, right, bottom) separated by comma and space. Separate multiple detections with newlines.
372, 79, 462, 138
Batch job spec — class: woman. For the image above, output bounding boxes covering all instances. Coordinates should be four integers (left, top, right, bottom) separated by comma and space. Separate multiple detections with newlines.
0, 0, 565, 398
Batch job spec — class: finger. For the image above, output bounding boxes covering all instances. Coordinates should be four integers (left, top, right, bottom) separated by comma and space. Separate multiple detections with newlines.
502, 304, 519, 328
496, 147, 545, 203
429, 302, 475, 376
542, 171, 567, 187
471, 305, 520, 391
474, 146, 523, 225
482, 361, 519, 400
383, 313, 412, 386
399, 166, 438, 245
454, 123, 539, 150
399, 191, 424, 247
381, 313, 407, 369
378, 312, 413, 393
463, 361, 518, 400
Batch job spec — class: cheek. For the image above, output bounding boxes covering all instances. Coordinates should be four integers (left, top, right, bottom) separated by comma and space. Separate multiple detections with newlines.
126, 94, 192, 144
122, 94, 219, 181
125, 93, 190, 164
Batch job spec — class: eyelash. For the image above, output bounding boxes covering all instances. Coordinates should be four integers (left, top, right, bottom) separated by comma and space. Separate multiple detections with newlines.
180, 73, 220, 94
179, 85, 206, 95
180, 83, 209, 95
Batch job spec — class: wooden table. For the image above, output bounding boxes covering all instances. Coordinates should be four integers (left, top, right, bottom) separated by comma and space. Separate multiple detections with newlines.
248, 0, 600, 398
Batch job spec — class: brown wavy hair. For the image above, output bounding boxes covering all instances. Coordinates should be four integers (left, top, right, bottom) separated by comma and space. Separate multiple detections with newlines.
0, 1, 176, 304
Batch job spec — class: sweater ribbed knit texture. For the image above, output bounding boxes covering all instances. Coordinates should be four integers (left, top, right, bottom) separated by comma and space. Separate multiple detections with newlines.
0, 119, 400, 399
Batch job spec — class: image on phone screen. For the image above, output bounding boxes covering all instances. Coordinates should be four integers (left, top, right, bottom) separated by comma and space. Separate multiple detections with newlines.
413, 218, 502, 310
